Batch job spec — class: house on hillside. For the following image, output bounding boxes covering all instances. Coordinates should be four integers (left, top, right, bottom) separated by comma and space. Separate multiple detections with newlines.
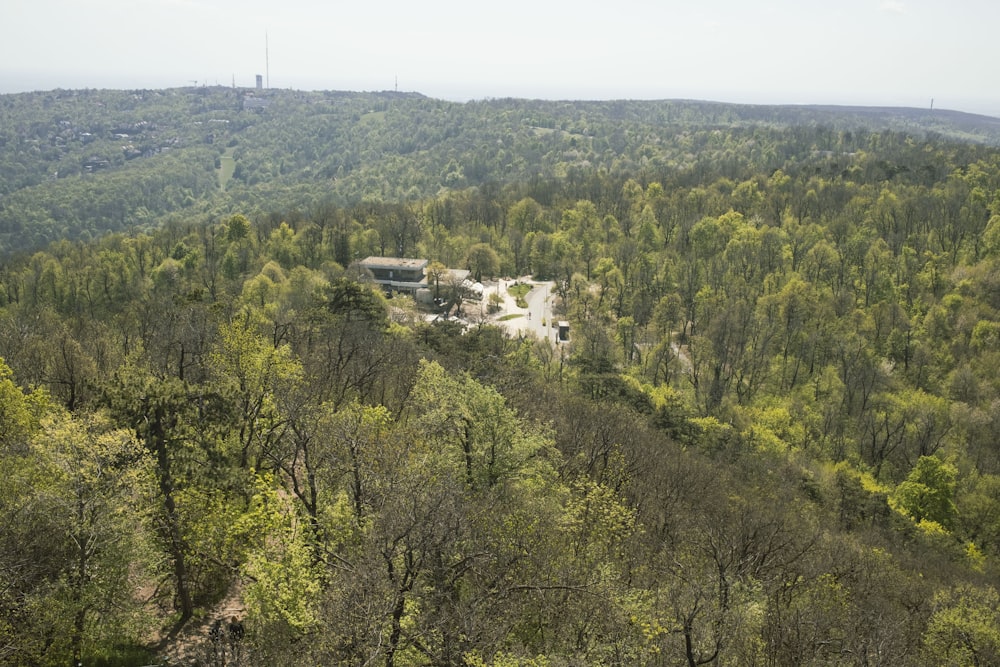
359, 257, 481, 309
359, 256, 429, 295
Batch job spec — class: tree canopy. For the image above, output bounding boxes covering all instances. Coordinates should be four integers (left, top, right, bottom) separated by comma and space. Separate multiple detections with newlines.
1, 87, 1000, 665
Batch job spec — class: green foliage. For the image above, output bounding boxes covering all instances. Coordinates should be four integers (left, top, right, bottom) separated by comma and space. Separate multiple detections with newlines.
226, 213, 251, 242
4, 89, 1000, 665
0, 357, 47, 450
922, 585, 1000, 666
464, 651, 552, 666
2, 87, 996, 256
236, 474, 321, 636
321, 276, 389, 326
893, 456, 959, 529
465, 242, 501, 282
2, 409, 157, 665
409, 359, 555, 490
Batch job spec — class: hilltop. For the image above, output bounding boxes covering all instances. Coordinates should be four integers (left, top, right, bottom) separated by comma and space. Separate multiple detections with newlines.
1, 87, 999, 256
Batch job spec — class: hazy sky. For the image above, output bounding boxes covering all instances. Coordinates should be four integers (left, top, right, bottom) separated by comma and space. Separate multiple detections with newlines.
4, 0, 998, 116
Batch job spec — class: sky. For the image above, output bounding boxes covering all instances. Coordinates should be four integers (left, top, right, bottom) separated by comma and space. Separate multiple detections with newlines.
3, 0, 999, 116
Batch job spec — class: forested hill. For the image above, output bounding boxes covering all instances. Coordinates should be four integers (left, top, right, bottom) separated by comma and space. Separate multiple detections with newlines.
1, 86, 999, 256
4, 86, 1000, 665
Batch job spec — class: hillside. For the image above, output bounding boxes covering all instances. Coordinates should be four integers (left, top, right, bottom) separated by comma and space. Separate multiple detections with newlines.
2, 87, 999, 256
1, 87, 1000, 666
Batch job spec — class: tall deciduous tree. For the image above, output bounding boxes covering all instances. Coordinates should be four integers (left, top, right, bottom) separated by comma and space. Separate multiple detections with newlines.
27, 411, 155, 665
894, 455, 959, 529
103, 364, 224, 623
210, 310, 302, 470
922, 585, 1000, 666
465, 242, 500, 282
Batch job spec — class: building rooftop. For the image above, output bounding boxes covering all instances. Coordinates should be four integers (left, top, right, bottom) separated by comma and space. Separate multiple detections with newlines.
360, 256, 429, 270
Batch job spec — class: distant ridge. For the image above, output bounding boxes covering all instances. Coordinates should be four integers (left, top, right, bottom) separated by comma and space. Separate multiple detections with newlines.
640, 99, 1000, 142
803, 103, 1000, 125
625, 99, 1000, 138
2, 87, 1000, 257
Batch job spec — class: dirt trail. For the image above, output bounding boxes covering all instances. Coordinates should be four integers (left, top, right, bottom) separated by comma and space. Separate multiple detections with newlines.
152, 581, 246, 666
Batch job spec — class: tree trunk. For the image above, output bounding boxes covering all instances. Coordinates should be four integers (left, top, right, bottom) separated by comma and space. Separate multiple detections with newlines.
150, 408, 194, 621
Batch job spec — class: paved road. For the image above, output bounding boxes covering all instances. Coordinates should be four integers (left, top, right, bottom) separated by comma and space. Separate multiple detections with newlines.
484, 278, 560, 343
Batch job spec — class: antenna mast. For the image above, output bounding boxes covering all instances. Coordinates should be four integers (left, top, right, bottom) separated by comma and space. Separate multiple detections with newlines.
266, 31, 270, 89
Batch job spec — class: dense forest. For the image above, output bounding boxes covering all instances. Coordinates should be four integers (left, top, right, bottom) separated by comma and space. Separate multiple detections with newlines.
2, 87, 1000, 666
3, 86, 1000, 256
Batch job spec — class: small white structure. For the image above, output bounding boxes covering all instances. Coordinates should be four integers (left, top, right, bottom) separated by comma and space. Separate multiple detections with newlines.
464, 280, 484, 300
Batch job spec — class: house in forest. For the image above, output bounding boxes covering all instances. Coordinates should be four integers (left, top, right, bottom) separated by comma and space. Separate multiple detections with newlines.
360, 256, 480, 310
359, 256, 429, 295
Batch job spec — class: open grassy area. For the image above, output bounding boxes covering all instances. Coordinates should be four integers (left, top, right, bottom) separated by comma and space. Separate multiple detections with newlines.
217, 147, 236, 191
507, 282, 531, 298
507, 282, 531, 308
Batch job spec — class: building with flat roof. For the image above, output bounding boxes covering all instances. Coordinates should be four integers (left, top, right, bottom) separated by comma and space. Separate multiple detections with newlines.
359, 256, 429, 294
